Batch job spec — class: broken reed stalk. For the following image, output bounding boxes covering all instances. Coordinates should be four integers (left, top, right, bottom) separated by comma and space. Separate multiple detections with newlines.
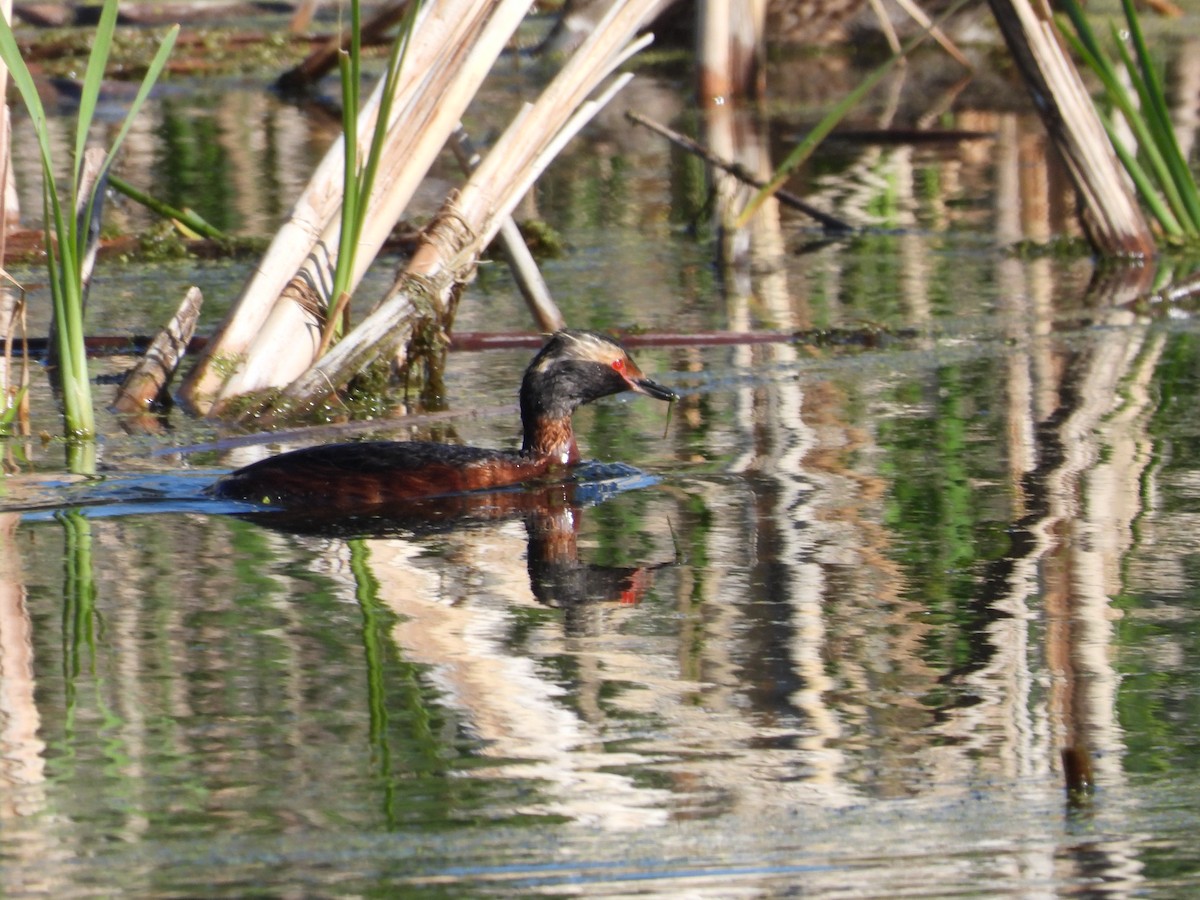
697, 0, 764, 102
985, 0, 1154, 256
243, 5, 660, 422
181, 0, 532, 416
112, 286, 203, 433
0, 0, 13, 225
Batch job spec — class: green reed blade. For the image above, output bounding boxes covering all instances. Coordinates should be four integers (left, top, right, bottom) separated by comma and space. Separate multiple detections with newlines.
85, 25, 180, 255
0, 387, 28, 429
1059, 23, 1187, 234
0, 16, 55, 172
0, 2, 175, 443
359, 0, 420, 223
75, 0, 120, 196
1059, 0, 1106, 77
330, 0, 423, 325
1107, 34, 1195, 234
1103, 113, 1183, 236
1059, 0, 1200, 242
1120, 0, 1200, 229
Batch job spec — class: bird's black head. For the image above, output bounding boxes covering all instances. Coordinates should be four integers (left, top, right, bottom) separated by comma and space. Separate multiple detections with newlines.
519, 330, 676, 428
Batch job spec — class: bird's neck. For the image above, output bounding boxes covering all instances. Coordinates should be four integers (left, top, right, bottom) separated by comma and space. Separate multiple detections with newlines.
521, 415, 580, 467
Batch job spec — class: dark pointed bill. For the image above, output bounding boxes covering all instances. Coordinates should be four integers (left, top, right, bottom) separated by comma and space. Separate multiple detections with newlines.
630, 377, 677, 402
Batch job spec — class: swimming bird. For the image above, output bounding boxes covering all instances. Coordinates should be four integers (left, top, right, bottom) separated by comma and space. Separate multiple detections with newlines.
211, 329, 676, 512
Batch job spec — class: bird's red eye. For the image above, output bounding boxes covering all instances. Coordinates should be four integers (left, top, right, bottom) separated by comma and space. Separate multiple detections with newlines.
611, 358, 625, 372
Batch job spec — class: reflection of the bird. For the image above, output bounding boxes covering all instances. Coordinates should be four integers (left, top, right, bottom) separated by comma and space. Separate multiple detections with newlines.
242, 469, 665, 633
255, 473, 677, 830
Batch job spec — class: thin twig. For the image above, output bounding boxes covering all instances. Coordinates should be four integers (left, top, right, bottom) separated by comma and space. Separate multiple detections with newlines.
625, 110, 854, 233
449, 124, 564, 332
889, 0, 973, 69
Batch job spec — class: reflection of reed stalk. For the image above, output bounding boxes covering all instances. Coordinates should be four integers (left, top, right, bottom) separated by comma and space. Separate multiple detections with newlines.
0, 1, 177, 451
738, 0, 974, 228
349, 539, 444, 827
59, 509, 96, 702
349, 541, 390, 753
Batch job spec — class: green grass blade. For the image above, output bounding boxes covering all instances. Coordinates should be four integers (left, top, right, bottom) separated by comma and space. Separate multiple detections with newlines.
1108, 35, 1194, 233
0, 1, 175, 441
82, 24, 180, 255
1060, 0, 1200, 243
43, 175, 92, 435
358, 0, 419, 225
1123, 0, 1172, 138
75, 0, 120, 188
95, 24, 179, 171
0, 387, 28, 429
1058, 0, 1106, 72
336, 49, 360, 302
343, 0, 363, 280
107, 174, 224, 239
350, 0, 362, 104
330, 0, 422, 311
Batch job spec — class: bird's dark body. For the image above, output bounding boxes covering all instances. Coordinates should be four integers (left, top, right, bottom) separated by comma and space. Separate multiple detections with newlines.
215, 440, 555, 508
210, 330, 675, 513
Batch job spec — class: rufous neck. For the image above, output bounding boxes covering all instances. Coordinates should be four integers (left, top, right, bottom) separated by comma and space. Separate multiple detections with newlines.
522, 415, 580, 466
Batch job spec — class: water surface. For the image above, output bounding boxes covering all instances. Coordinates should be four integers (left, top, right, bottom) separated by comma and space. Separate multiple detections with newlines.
2, 30, 1200, 898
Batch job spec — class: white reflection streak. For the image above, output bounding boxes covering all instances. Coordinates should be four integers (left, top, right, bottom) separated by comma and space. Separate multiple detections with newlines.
0, 513, 53, 894
0, 514, 44, 802
1060, 319, 1161, 783
363, 530, 671, 830
714, 82, 863, 803
955, 112, 1056, 792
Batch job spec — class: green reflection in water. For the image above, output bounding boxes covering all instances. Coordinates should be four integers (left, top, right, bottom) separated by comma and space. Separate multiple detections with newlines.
1115, 330, 1200, 775
879, 363, 1007, 626
348, 538, 457, 830
155, 97, 238, 233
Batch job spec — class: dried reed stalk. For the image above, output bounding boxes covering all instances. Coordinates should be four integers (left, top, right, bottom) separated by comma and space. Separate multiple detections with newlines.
245, 1, 660, 421
0, 0, 15, 226
987, 0, 1154, 255
180, 0, 531, 415
697, 0, 764, 102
